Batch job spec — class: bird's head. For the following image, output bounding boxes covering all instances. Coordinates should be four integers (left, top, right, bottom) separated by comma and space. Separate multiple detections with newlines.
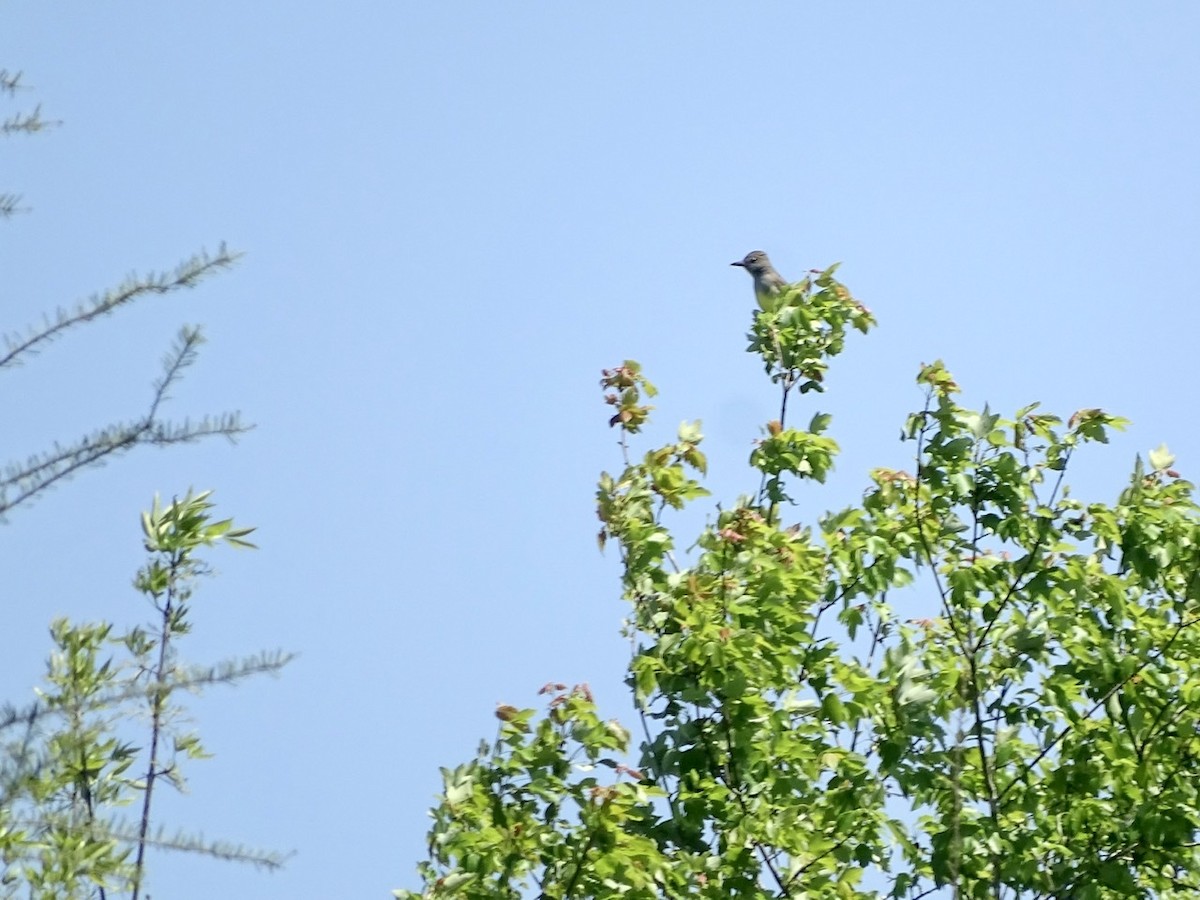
731, 250, 772, 276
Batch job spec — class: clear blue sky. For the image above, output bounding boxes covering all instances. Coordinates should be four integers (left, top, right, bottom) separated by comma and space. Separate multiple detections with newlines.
3, 4, 1199, 897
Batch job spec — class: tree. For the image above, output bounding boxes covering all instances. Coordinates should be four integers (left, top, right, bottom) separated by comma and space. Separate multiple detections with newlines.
396, 266, 1200, 898
0, 491, 293, 897
2, 72, 288, 897
1, 69, 246, 517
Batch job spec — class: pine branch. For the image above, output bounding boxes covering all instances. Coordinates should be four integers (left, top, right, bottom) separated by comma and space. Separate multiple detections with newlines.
1, 102, 59, 137
0, 325, 253, 516
0, 193, 22, 219
0, 651, 295, 738
103, 818, 292, 870
0, 69, 23, 95
0, 246, 242, 369
3, 814, 291, 872
176, 651, 298, 689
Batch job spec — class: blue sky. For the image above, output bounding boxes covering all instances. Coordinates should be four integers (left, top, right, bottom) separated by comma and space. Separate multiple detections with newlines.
2, 4, 1199, 897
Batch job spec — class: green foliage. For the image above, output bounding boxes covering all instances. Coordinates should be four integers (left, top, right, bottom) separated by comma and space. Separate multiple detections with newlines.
747, 264, 874, 395
0, 492, 292, 898
396, 685, 673, 900
398, 267, 1200, 898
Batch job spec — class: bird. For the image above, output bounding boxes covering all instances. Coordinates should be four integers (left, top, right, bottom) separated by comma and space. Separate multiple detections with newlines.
731, 250, 788, 302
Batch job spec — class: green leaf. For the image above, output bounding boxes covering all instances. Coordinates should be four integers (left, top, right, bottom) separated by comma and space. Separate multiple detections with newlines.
822, 692, 847, 725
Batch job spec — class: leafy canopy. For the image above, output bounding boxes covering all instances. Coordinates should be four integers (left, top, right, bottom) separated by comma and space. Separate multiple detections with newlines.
397, 266, 1200, 899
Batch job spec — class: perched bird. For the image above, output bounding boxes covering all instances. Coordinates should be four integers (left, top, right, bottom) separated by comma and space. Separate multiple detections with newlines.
731, 250, 788, 302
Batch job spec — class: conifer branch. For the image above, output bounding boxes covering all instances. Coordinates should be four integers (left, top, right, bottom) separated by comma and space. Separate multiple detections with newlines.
0, 246, 242, 369
0, 651, 294, 737
0, 69, 23, 95
0, 321, 252, 516
1, 102, 59, 137
0, 193, 21, 218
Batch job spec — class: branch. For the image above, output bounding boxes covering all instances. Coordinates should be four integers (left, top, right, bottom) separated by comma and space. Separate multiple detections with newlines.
785, 830, 856, 889
132, 547, 186, 900
630, 643, 687, 849
0, 69, 23, 95
558, 820, 599, 900
911, 399, 968, 656
848, 608, 889, 755
0, 325, 251, 516
1, 102, 60, 137
0, 193, 22, 219
0, 245, 242, 370
24, 815, 292, 871
691, 692, 791, 897
0, 651, 294, 737
973, 452, 1070, 655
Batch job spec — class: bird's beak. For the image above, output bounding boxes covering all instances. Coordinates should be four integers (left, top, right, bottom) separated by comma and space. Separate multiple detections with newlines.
730, 260, 745, 267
